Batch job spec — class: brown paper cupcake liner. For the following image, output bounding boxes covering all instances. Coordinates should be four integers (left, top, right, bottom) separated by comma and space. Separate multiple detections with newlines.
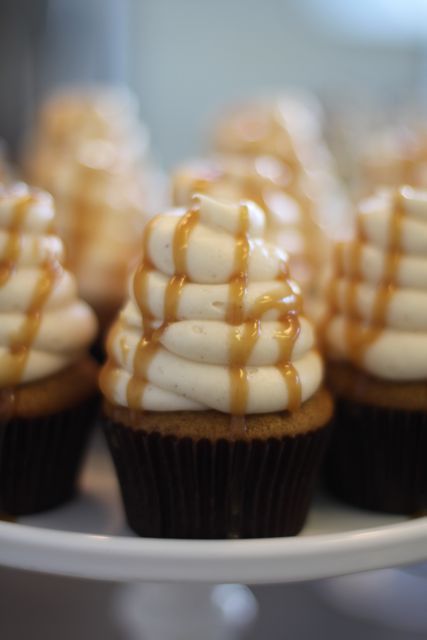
103, 419, 331, 539
0, 397, 98, 516
324, 398, 427, 515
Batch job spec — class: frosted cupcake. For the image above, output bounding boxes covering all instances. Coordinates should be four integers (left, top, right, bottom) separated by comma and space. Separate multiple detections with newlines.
322, 186, 427, 514
100, 194, 333, 538
213, 95, 351, 256
360, 125, 427, 194
172, 155, 327, 293
0, 183, 98, 514
25, 87, 162, 331
214, 93, 325, 169
41, 141, 151, 333
25, 86, 149, 184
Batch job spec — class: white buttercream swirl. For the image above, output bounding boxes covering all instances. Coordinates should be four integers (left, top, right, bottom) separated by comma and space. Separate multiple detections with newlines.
361, 126, 427, 193
100, 194, 323, 414
172, 155, 327, 291
0, 183, 97, 387
324, 186, 427, 381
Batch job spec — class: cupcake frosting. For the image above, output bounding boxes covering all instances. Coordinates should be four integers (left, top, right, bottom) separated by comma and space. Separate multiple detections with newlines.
25, 90, 162, 312
214, 95, 324, 168
323, 186, 427, 381
172, 155, 325, 290
47, 140, 150, 307
360, 126, 427, 193
100, 194, 323, 414
0, 183, 97, 387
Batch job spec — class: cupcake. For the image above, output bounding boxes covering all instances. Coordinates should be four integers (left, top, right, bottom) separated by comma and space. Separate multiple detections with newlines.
213, 93, 325, 168
360, 124, 427, 195
0, 183, 98, 515
99, 194, 333, 539
24, 87, 163, 333
322, 186, 427, 514
25, 86, 149, 183
172, 155, 327, 293
213, 95, 352, 262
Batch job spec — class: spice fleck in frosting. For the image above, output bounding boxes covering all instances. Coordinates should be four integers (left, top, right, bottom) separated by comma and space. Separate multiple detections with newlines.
100, 194, 322, 414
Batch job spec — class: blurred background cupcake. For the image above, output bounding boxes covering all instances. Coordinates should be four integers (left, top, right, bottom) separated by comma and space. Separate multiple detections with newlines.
322, 186, 427, 514
23, 87, 166, 334
0, 182, 98, 515
359, 121, 427, 195
212, 94, 351, 238
172, 154, 327, 294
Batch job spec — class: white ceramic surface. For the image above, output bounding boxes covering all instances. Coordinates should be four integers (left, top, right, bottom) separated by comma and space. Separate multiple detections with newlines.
0, 433, 425, 584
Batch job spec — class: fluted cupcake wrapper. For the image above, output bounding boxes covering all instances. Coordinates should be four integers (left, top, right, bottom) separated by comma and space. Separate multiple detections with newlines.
325, 399, 427, 515
0, 397, 98, 516
103, 419, 331, 539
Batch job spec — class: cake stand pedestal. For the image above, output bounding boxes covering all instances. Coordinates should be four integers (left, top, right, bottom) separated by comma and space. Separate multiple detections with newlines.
113, 583, 258, 640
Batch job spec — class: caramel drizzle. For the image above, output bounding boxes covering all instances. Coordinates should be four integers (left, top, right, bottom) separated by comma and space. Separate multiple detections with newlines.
0, 196, 28, 287
227, 204, 301, 415
325, 192, 404, 366
227, 204, 252, 415
122, 199, 302, 415
1, 195, 61, 390
126, 206, 200, 409
179, 163, 317, 284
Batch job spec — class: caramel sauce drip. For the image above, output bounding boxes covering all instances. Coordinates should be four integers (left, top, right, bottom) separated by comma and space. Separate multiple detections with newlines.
227, 204, 301, 415
122, 198, 302, 416
227, 205, 251, 415
179, 161, 318, 286
324, 192, 404, 367
276, 362, 301, 412
126, 205, 200, 409
0, 196, 29, 286
226, 205, 250, 326
0, 195, 60, 395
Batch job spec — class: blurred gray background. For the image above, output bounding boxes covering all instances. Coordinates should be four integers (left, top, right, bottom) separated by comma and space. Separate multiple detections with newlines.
1, 0, 427, 165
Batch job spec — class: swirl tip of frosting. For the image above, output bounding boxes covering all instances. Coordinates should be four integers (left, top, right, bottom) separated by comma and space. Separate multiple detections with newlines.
0, 183, 56, 231
193, 192, 266, 238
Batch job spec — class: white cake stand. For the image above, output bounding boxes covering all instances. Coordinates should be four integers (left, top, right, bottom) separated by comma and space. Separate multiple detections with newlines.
1, 433, 426, 639
0, 432, 425, 584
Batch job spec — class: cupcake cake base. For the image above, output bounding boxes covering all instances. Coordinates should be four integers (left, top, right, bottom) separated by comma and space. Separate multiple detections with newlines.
325, 362, 427, 515
102, 388, 333, 539
0, 358, 99, 516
